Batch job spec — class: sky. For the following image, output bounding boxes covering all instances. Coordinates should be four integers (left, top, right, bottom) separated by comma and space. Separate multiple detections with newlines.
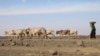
0, 0, 100, 36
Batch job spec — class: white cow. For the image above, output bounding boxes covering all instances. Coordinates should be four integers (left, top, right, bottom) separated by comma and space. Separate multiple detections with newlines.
46, 30, 55, 37
27, 27, 47, 38
56, 29, 78, 38
5, 30, 15, 36
56, 30, 69, 36
68, 29, 78, 38
13, 29, 26, 37
5, 29, 27, 38
5, 30, 19, 39
69, 29, 77, 35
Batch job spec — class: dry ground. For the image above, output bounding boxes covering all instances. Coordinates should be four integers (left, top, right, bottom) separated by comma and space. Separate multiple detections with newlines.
0, 36, 100, 56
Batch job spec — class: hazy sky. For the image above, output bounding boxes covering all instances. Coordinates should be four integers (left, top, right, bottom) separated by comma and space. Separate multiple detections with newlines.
0, 0, 100, 35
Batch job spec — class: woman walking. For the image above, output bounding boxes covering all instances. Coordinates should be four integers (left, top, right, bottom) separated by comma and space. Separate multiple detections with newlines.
89, 21, 96, 39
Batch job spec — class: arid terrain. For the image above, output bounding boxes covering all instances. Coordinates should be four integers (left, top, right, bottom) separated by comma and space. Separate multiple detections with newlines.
0, 35, 100, 56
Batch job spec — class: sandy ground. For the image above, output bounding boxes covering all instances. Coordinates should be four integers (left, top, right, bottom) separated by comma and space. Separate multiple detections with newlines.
0, 36, 100, 56
0, 46, 100, 56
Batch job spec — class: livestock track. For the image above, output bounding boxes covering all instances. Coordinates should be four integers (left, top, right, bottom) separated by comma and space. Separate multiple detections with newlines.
0, 36, 100, 56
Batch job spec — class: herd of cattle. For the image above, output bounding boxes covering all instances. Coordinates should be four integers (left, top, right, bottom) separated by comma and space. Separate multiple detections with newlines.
5, 27, 78, 39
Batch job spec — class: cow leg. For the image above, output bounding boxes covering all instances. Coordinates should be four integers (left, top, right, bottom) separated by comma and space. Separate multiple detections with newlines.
35, 33, 39, 39
52, 34, 55, 38
43, 34, 47, 39
68, 34, 70, 40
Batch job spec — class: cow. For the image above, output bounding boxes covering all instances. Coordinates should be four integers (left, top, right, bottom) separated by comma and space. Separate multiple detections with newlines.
56, 30, 70, 37
5, 30, 15, 36
26, 27, 47, 38
13, 29, 27, 38
56, 29, 78, 39
69, 29, 78, 36
5, 29, 27, 39
46, 29, 55, 37
5, 30, 18, 39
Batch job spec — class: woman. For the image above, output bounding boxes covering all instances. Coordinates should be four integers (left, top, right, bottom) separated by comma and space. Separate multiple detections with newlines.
90, 21, 96, 39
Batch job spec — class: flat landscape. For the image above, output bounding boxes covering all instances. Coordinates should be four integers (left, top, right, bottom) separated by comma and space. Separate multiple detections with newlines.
0, 36, 100, 56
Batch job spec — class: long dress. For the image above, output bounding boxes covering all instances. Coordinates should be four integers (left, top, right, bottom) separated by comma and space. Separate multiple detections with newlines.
90, 24, 96, 39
